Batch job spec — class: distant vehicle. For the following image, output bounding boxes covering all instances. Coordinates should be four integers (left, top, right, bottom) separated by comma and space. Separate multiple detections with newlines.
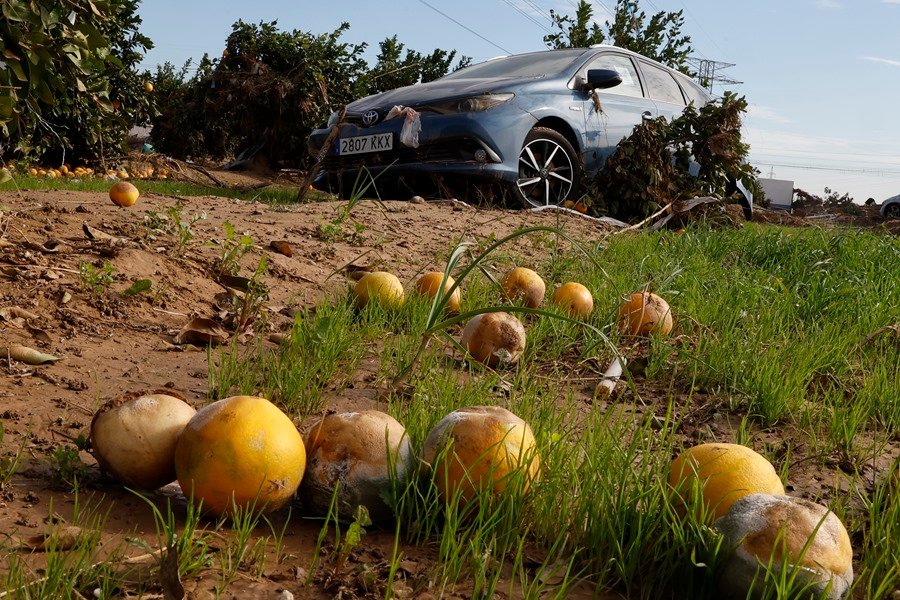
307, 46, 752, 216
881, 194, 900, 219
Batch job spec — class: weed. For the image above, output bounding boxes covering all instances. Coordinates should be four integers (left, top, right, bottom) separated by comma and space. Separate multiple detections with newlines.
213, 220, 254, 277
132, 490, 213, 580
77, 260, 115, 295
49, 444, 91, 490
145, 199, 205, 256
0, 423, 27, 489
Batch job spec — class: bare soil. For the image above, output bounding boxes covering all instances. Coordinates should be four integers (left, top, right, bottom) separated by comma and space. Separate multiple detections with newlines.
0, 184, 897, 599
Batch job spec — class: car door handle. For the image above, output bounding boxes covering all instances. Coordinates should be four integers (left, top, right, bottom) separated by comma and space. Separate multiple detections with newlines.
641, 111, 653, 120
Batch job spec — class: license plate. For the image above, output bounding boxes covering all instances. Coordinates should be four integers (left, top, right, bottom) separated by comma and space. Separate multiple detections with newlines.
338, 133, 392, 155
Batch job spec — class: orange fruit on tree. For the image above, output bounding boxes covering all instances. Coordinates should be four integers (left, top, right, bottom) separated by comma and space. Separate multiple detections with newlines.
144, 82, 154, 93
618, 291, 673, 336
668, 443, 785, 522
414, 271, 461, 313
109, 181, 139, 207
422, 406, 540, 504
551, 282, 593, 318
175, 395, 306, 516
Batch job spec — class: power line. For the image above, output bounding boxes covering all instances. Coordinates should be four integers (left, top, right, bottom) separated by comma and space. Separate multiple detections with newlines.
669, 0, 729, 61
751, 161, 900, 177
499, 0, 553, 34
414, 0, 512, 54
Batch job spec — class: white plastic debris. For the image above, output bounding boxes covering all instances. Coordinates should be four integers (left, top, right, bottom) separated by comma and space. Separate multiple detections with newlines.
597, 356, 627, 395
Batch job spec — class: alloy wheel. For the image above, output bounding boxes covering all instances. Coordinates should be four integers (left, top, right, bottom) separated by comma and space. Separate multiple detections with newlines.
516, 137, 574, 207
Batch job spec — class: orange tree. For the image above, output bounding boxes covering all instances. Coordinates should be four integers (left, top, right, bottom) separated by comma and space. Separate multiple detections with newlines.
150, 20, 468, 167
0, 0, 153, 163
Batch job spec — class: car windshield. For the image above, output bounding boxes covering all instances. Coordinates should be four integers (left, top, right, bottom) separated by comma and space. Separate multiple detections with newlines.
441, 50, 588, 80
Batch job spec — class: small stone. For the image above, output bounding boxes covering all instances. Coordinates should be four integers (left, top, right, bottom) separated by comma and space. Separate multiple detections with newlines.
276, 591, 294, 600
714, 494, 853, 599
410, 195, 425, 204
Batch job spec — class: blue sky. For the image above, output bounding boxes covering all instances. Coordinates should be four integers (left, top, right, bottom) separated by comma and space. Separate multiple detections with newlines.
138, 0, 900, 202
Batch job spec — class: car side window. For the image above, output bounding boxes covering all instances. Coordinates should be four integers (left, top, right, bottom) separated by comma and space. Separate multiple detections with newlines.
679, 77, 708, 107
641, 62, 686, 105
583, 54, 643, 98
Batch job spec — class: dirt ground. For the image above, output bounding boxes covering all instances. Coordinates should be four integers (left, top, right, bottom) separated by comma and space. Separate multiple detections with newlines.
0, 183, 897, 599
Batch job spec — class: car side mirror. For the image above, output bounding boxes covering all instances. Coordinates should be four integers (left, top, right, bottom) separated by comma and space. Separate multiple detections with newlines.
585, 69, 622, 91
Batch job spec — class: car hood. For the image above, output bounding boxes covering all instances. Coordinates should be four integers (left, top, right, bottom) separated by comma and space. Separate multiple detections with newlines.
347, 77, 535, 111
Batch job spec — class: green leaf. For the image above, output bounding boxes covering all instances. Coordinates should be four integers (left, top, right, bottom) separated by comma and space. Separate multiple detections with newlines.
123, 279, 152, 296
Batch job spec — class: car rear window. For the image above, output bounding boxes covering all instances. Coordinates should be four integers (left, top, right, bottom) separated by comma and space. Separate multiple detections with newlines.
678, 76, 710, 107
442, 50, 588, 80
640, 62, 686, 105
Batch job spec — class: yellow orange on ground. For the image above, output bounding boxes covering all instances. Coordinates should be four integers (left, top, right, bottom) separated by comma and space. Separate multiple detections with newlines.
551, 282, 593, 318
618, 291, 673, 336
354, 271, 404, 309
175, 395, 306, 516
109, 181, 139, 207
460, 312, 526, 367
715, 494, 853, 599
90, 392, 196, 489
668, 443, 785, 522
414, 271, 461, 313
423, 406, 540, 504
501, 267, 545, 309
301, 410, 413, 521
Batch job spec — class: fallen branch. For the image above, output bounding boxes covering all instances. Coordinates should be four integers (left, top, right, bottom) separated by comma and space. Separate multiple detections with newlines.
298, 107, 346, 202
184, 161, 226, 187
527, 205, 629, 228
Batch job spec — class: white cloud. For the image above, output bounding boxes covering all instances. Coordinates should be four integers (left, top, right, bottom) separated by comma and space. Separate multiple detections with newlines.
814, 0, 842, 8
747, 105, 793, 124
862, 55, 900, 67
883, 0, 900, 4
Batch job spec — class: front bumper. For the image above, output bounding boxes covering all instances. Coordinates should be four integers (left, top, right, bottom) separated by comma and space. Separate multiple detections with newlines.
306, 107, 530, 194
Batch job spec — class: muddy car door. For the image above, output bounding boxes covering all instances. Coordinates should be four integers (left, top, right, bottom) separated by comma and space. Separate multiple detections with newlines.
637, 60, 688, 123
575, 52, 656, 174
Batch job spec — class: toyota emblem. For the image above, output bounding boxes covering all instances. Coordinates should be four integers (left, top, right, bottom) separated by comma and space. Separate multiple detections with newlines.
362, 110, 379, 126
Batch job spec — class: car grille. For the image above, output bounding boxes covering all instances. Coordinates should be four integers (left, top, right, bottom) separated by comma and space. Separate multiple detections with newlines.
322, 139, 482, 172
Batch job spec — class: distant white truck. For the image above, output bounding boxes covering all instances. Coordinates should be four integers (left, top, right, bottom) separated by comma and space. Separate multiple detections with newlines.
759, 178, 795, 211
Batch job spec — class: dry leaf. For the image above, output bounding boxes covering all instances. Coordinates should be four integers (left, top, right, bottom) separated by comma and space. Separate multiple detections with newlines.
27, 327, 52, 343
345, 264, 374, 281
269, 240, 293, 257
161, 544, 185, 600
82, 222, 119, 241
218, 273, 252, 292
0, 306, 39, 322
6, 345, 61, 364
174, 318, 229, 346
16, 525, 83, 551
268, 332, 288, 345
535, 559, 571, 586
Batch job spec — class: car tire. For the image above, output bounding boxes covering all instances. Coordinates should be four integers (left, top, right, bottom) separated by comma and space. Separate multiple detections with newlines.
515, 127, 582, 208
885, 202, 900, 219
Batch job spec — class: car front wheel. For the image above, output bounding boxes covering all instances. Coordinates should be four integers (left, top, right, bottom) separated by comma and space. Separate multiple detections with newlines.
885, 202, 900, 219
515, 127, 582, 208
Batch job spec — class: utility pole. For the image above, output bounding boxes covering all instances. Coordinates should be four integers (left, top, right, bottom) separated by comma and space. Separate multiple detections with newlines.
687, 57, 742, 94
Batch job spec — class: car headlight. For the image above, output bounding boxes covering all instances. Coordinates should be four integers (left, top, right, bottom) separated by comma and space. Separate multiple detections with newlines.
422, 93, 514, 114
326, 111, 340, 127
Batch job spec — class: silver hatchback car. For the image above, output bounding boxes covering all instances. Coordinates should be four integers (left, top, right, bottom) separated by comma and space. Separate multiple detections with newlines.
308, 46, 738, 210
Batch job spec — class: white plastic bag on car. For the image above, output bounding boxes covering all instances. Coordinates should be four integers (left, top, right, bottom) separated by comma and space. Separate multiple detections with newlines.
384, 105, 421, 148
400, 109, 421, 148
